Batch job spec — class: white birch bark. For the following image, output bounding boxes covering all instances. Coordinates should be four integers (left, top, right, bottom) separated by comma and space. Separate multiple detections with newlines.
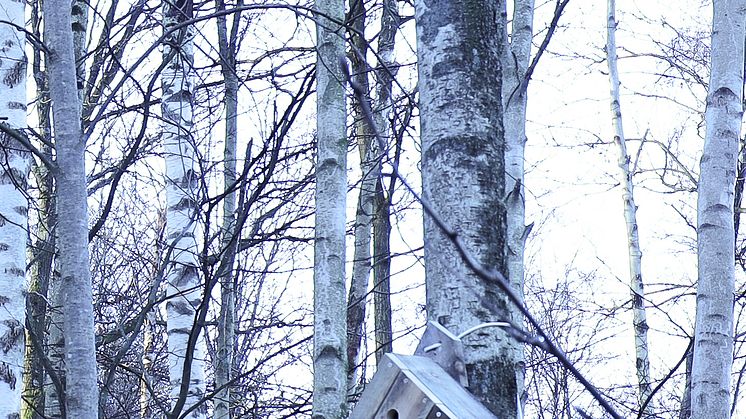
416, 0, 516, 415
312, 0, 348, 412
606, 1, 653, 415
501, 0, 534, 407
44, 0, 99, 415
162, 2, 208, 417
691, 1, 745, 417
0, 0, 30, 415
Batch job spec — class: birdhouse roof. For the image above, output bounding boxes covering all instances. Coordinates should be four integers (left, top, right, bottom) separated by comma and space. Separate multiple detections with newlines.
349, 353, 499, 419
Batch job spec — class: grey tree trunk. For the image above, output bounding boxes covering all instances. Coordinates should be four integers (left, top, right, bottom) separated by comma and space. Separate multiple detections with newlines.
161, 0, 208, 416
372, 180, 392, 364
44, 0, 99, 415
312, 0, 348, 413
691, 1, 745, 418
0, 0, 31, 415
24, 23, 54, 415
371, 0, 398, 366
501, 0, 534, 408
416, 0, 516, 416
214, 1, 242, 417
605, 1, 653, 415
42, 2, 88, 416
345, 0, 375, 389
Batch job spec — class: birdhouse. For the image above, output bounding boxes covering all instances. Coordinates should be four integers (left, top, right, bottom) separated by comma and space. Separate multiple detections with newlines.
349, 322, 498, 419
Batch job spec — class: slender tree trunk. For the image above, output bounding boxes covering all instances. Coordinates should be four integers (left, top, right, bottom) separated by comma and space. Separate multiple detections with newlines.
501, 0, 534, 408
691, 1, 745, 418
416, 0, 515, 415
605, 1, 653, 415
312, 0, 348, 412
370, 0, 398, 366
71, 0, 87, 102
345, 0, 374, 389
24, 155, 55, 419
372, 180, 392, 363
44, 0, 98, 415
161, 0, 208, 417
0, 0, 31, 415
23, 6, 55, 417
140, 309, 157, 419
214, 1, 242, 417
680, 341, 693, 419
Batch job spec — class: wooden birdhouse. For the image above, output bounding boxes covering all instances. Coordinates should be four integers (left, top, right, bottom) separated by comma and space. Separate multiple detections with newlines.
349, 322, 499, 419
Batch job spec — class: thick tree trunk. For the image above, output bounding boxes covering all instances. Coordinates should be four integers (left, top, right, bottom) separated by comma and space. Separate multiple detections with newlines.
44, 0, 99, 415
691, 1, 745, 418
162, 1, 208, 417
0, 0, 31, 415
312, 0, 348, 413
605, 1, 653, 415
416, 0, 516, 416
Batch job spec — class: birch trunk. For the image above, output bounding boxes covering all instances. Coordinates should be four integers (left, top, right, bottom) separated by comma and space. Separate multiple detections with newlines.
606, 1, 653, 415
162, 1, 208, 417
416, 0, 516, 415
691, 1, 745, 417
44, 0, 99, 415
345, 0, 374, 389
214, 1, 242, 416
0, 0, 31, 415
312, 0, 348, 412
501, 0, 534, 407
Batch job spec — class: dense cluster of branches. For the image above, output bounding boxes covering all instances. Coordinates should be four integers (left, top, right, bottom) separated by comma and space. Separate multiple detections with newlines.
1, 0, 746, 418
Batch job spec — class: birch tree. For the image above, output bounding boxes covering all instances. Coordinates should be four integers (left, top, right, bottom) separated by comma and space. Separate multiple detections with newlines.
0, 0, 31, 415
416, 0, 517, 415
44, 0, 99, 415
501, 0, 534, 406
345, 0, 375, 388
606, 1, 653, 415
214, 0, 243, 416
312, 0, 348, 413
162, 0, 208, 416
691, 1, 745, 418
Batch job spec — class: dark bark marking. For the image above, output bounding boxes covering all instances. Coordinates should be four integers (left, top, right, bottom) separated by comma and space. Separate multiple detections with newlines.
2, 60, 25, 88
0, 319, 23, 353
0, 362, 16, 390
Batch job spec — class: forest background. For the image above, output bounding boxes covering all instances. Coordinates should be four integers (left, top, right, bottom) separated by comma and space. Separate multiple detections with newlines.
0, 0, 741, 417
